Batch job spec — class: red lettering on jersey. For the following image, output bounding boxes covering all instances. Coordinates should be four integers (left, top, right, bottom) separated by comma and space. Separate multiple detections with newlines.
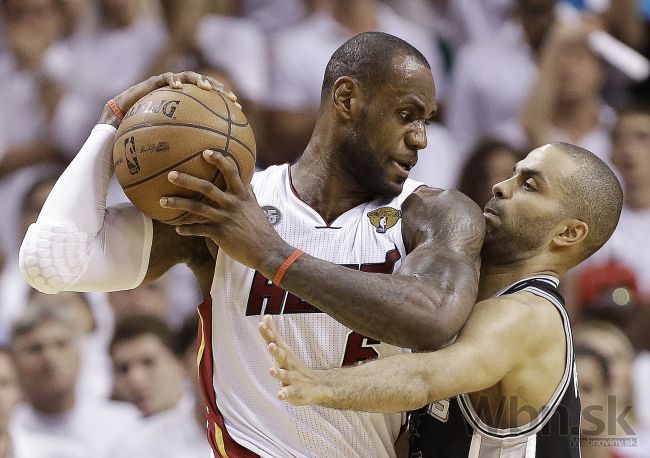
245, 247, 401, 316
284, 292, 321, 314
341, 331, 381, 366
245, 272, 286, 315
360, 248, 401, 273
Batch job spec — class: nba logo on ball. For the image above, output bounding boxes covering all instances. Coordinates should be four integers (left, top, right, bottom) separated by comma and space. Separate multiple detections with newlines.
368, 207, 401, 233
263, 206, 282, 225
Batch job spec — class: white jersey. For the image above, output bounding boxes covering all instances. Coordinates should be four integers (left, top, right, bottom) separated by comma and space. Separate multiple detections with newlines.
197, 164, 425, 458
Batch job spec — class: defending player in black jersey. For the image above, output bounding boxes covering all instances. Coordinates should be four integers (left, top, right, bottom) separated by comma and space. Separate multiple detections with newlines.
259, 142, 623, 458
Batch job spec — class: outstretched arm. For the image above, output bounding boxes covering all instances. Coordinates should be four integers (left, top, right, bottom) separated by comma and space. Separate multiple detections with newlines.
164, 158, 484, 350
259, 295, 544, 412
19, 72, 233, 295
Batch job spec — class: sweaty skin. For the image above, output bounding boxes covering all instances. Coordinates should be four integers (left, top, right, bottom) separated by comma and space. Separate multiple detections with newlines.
257, 145, 617, 429
147, 54, 485, 351
259, 292, 566, 428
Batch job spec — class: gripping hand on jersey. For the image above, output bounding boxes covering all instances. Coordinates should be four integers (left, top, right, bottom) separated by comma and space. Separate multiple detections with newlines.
259, 315, 330, 406
162, 152, 291, 271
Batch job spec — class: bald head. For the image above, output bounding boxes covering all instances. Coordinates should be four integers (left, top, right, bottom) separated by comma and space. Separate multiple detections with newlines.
321, 31, 431, 104
553, 142, 623, 261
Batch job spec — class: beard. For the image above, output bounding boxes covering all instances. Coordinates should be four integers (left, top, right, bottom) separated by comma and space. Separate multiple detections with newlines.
482, 201, 556, 265
338, 119, 402, 198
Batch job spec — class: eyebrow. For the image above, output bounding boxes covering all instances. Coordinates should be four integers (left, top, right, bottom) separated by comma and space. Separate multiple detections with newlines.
403, 96, 437, 119
513, 165, 549, 185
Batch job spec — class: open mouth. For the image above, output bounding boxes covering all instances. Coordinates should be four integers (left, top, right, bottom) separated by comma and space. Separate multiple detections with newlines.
392, 160, 413, 172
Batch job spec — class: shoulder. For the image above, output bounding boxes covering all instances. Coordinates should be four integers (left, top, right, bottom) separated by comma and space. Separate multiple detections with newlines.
402, 187, 485, 252
465, 293, 563, 352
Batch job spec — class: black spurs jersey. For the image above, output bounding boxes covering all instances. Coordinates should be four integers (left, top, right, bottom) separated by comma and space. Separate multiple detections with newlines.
409, 275, 581, 458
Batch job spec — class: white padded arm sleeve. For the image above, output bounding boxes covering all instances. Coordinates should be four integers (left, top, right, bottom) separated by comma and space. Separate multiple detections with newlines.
19, 124, 153, 293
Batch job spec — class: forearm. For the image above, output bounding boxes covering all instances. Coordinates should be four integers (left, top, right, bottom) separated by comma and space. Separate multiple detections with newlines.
314, 353, 442, 413
313, 341, 500, 413
259, 245, 475, 350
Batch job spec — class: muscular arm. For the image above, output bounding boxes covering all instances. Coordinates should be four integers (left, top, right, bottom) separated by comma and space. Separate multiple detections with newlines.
263, 296, 546, 412
145, 220, 215, 296
261, 188, 484, 350
19, 72, 230, 295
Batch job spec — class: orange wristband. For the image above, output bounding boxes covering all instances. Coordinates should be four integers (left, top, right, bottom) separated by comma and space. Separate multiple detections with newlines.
273, 249, 304, 285
107, 98, 125, 120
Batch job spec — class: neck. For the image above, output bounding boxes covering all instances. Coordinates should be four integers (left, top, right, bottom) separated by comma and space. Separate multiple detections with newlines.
624, 185, 650, 209
291, 132, 374, 224
31, 391, 75, 415
0, 430, 10, 458
333, 0, 378, 35
553, 97, 600, 142
478, 259, 562, 300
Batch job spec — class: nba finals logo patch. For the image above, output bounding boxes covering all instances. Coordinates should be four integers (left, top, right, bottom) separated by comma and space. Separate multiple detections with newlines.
262, 206, 282, 225
368, 207, 401, 233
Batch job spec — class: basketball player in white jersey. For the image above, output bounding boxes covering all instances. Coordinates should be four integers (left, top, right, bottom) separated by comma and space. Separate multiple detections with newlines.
19, 33, 485, 457
259, 143, 624, 457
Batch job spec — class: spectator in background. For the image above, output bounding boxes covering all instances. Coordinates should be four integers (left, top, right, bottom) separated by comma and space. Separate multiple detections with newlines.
109, 315, 210, 457
240, 0, 310, 34
266, 0, 446, 165
29, 292, 114, 401
108, 314, 203, 457
456, 139, 523, 209
0, 346, 83, 457
107, 270, 200, 331
560, 0, 646, 52
152, 0, 267, 105
574, 260, 639, 326
521, 24, 614, 165
575, 345, 618, 458
42, 0, 165, 156
146, 0, 268, 166
385, 0, 511, 50
574, 321, 637, 442
574, 104, 650, 300
107, 279, 171, 326
0, 0, 73, 256
445, 0, 557, 153
0, 0, 66, 178
10, 302, 138, 457
0, 171, 61, 340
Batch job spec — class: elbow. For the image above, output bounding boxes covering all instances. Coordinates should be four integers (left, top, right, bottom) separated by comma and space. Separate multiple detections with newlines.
410, 297, 472, 352
19, 223, 84, 294
410, 325, 456, 352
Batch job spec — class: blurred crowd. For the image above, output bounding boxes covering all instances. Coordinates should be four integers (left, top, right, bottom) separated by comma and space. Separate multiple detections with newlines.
0, 0, 648, 457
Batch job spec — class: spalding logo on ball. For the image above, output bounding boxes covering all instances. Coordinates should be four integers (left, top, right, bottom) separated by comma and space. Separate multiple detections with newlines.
113, 84, 256, 225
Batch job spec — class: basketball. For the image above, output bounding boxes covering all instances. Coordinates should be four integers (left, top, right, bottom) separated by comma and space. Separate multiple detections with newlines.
113, 84, 256, 225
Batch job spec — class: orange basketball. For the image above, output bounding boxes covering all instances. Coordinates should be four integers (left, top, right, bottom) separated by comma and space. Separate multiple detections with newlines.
113, 84, 256, 225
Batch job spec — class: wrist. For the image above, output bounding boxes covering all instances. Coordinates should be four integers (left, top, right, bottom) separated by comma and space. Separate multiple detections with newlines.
313, 370, 337, 406
257, 242, 297, 280
98, 105, 121, 129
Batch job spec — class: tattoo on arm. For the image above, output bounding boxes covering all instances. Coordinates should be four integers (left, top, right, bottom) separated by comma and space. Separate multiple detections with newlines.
264, 188, 485, 350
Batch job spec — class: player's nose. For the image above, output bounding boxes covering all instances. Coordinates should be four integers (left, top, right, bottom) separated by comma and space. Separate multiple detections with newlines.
405, 122, 427, 150
492, 179, 510, 199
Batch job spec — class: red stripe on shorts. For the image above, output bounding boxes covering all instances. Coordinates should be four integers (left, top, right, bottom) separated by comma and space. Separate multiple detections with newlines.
197, 297, 258, 458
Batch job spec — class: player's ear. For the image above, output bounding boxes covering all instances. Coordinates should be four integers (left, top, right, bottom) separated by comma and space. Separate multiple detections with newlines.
332, 77, 361, 121
552, 219, 589, 248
